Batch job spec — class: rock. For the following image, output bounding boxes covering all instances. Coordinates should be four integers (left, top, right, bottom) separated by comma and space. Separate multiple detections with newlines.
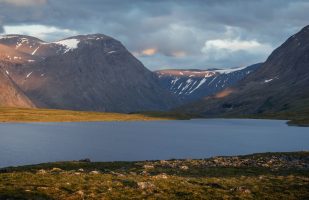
153, 173, 168, 179
76, 190, 84, 196
160, 160, 169, 165
90, 170, 100, 174
143, 165, 155, 170
138, 182, 156, 190
141, 171, 150, 176
36, 169, 47, 174
78, 168, 84, 172
51, 168, 62, 172
232, 186, 251, 194
180, 165, 189, 170
130, 172, 137, 176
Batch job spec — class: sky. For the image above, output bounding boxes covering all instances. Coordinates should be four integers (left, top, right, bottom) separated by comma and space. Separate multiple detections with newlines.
0, 0, 308, 70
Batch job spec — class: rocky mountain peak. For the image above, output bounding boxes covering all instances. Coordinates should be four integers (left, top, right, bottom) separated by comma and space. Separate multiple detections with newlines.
0, 33, 177, 112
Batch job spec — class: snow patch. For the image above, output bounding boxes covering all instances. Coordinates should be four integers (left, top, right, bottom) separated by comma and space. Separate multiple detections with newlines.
214, 66, 247, 74
26, 72, 33, 78
53, 39, 80, 54
171, 78, 180, 86
264, 79, 273, 83
189, 78, 207, 94
31, 46, 40, 55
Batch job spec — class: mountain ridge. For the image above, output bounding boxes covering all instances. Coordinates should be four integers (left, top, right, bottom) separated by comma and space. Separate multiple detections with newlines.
0, 33, 178, 112
155, 64, 261, 103
178, 25, 309, 117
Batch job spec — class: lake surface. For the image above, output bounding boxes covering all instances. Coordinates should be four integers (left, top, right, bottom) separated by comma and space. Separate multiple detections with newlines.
0, 119, 308, 168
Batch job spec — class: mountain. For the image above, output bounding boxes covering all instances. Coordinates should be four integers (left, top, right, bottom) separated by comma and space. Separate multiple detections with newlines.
180, 25, 309, 116
0, 34, 177, 112
155, 64, 260, 103
0, 67, 34, 108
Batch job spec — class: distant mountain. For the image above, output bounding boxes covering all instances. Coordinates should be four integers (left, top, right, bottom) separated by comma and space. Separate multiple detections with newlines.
180, 25, 309, 116
155, 64, 260, 103
0, 34, 177, 112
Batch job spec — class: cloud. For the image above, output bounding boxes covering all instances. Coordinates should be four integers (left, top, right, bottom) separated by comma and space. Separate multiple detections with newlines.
0, 0, 308, 70
134, 48, 158, 56
0, 0, 46, 6
201, 38, 273, 61
3, 24, 78, 41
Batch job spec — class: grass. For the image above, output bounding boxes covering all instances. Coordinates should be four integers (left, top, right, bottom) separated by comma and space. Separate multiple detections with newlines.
225, 111, 309, 127
1, 107, 307, 126
0, 107, 189, 123
0, 152, 308, 199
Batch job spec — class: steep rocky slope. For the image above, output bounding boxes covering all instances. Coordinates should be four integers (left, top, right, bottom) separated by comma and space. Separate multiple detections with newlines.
0, 67, 34, 108
156, 64, 260, 103
0, 34, 177, 112
180, 26, 309, 116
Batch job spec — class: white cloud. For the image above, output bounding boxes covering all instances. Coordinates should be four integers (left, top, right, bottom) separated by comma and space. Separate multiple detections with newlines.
201, 38, 273, 60
0, 0, 46, 6
3, 24, 78, 41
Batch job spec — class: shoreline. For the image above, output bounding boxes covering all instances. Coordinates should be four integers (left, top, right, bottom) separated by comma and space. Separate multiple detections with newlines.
1, 151, 308, 170
1, 151, 308, 199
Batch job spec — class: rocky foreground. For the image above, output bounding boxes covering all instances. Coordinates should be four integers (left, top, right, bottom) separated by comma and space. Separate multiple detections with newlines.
0, 152, 308, 199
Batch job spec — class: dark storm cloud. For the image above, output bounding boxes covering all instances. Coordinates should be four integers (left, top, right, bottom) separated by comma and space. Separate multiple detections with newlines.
0, 0, 308, 69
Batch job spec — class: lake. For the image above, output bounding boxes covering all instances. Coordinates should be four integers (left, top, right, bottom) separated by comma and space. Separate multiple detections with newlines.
0, 119, 308, 168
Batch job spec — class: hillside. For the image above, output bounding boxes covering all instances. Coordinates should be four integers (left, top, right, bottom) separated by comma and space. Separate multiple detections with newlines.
0, 68, 34, 108
156, 64, 260, 103
0, 34, 177, 113
180, 26, 309, 120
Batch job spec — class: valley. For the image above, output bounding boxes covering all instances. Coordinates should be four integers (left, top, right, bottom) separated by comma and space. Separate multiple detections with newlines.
0, 8, 308, 199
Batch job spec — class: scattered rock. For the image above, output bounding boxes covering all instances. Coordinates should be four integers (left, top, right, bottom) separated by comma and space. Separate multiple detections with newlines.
153, 173, 168, 179
141, 171, 150, 176
76, 190, 84, 196
90, 170, 100, 174
51, 168, 63, 172
37, 169, 47, 175
138, 182, 156, 190
180, 165, 189, 170
130, 172, 137, 176
144, 165, 154, 170
231, 186, 251, 194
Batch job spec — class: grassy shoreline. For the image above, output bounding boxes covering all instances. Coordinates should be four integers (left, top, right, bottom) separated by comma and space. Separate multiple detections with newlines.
0, 107, 188, 123
0, 107, 307, 127
222, 112, 309, 127
1, 152, 308, 199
